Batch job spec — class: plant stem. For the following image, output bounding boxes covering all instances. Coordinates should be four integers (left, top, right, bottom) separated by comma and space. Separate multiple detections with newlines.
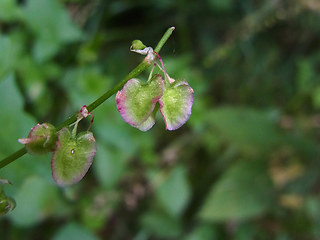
154, 27, 175, 53
0, 148, 27, 169
0, 27, 175, 169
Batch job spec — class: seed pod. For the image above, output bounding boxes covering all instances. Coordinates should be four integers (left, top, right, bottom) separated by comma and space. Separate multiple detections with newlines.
19, 123, 57, 155
116, 74, 164, 131
51, 128, 96, 187
159, 80, 194, 130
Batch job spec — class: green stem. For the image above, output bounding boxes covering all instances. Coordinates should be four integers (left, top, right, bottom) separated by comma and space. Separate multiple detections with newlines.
0, 27, 175, 169
0, 148, 27, 169
154, 27, 175, 53
71, 119, 80, 138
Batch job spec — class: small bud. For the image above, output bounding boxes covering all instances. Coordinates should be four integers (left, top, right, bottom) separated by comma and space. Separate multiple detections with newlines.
80, 105, 90, 118
131, 40, 147, 51
130, 40, 153, 59
51, 128, 96, 187
0, 196, 16, 216
0, 180, 16, 216
19, 123, 57, 155
79, 105, 94, 126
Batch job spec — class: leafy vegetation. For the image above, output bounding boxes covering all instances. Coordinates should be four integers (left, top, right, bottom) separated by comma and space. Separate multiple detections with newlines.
1, 0, 320, 239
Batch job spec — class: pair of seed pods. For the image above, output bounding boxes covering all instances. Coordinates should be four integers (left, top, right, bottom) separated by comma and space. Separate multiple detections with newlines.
19, 112, 96, 187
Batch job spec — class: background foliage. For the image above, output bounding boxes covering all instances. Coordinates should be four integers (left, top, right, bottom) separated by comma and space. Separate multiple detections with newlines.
1, 0, 320, 239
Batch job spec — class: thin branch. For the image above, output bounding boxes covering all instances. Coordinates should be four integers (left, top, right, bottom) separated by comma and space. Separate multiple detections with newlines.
0, 27, 175, 169
0, 148, 27, 169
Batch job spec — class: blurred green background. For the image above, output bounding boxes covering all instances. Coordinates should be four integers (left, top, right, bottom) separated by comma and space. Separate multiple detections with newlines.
1, 0, 320, 239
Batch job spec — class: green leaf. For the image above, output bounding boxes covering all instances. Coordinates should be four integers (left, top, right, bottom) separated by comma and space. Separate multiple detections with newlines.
209, 0, 233, 11
184, 225, 218, 240
8, 176, 63, 226
53, 222, 99, 240
0, 35, 21, 80
140, 210, 182, 238
33, 39, 60, 62
312, 86, 320, 109
199, 160, 273, 221
61, 66, 111, 107
51, 128, 96, 186
0, 77, 56, 191
94, 143, 126, 188
296, 59, 315, 94
23, 0, 83, 61
156, 166, 191, 217
233, 223, 260, 240
205, 107, 281, 152
79, 191, 116, 231
0, 0, 21, 21
0, 75, 36, 158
